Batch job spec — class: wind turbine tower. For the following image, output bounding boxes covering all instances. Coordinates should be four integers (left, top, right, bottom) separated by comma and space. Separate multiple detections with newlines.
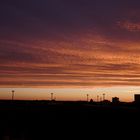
51, 93, 54, 101
12, 90, 15, 101
103, 93, 105, 101
87, 94, 89, 102
97, 95, 99, 102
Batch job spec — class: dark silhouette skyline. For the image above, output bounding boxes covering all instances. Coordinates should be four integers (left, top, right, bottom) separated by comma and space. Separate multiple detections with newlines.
0, 0, 140, 139
0, 0, 140, 89
0, 97, 140, 140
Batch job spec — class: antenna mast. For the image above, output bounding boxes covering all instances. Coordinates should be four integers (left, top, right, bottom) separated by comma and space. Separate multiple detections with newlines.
87, 94, 89, 102
51, 93, 54, 101
12, 90, 15, 101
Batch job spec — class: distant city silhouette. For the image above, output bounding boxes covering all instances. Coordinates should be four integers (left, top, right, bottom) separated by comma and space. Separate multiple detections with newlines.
0, 93, 140, 140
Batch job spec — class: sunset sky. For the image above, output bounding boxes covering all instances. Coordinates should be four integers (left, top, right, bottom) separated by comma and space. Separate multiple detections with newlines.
0, 0, 140, 101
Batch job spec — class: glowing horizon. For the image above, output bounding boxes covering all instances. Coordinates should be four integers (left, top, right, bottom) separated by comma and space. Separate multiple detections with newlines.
0, 0, 140, 101
0, 86, 138, 102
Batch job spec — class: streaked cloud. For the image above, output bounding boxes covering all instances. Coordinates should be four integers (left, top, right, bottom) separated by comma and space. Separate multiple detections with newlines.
117, 21, 140, 32
0, 0, 140, 88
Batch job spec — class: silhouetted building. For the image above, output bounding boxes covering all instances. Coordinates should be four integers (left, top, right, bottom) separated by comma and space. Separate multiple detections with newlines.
134, 94, 140, 103
112, 97, 119, 103
90, 99, 93, 103
102, 100, 111, 104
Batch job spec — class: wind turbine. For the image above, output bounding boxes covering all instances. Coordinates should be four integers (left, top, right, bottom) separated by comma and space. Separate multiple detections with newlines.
12, 90, 15, 101
97, 95, 99, 102
87, 94, 89, 102
103, 93, 105, 101
51, 93, 54, 101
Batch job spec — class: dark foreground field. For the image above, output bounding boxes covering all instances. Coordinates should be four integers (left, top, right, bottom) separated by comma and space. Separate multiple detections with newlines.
0, 100, 139, 139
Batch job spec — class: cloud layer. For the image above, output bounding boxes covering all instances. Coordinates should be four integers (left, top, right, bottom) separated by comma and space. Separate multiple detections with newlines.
0, 0, 140, 87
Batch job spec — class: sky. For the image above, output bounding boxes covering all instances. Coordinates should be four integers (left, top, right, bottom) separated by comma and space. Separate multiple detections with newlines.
0, 0, 140, 101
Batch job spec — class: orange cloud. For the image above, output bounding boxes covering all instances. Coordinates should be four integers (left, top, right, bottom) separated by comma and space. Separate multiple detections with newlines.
117, 21, 140, 32
1, 33, 140, 88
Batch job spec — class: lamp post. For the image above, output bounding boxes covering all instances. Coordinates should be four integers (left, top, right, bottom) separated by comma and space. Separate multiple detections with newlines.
12, 90, 15, 101
97, 95, 99, 102
103, 93, 105, 101
51, 93, 54, 101
87, 94, 89, 102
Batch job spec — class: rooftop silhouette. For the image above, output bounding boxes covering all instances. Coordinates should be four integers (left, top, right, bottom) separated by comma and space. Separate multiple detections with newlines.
0, 93, 139, 139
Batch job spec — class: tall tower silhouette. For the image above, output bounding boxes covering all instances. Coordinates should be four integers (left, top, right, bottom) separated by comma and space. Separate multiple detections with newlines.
103, 93, 105, 101
87, 94, 89, 102
97, 95, 99, 102
12, 90, 15, 101
51, 93, 54, 101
